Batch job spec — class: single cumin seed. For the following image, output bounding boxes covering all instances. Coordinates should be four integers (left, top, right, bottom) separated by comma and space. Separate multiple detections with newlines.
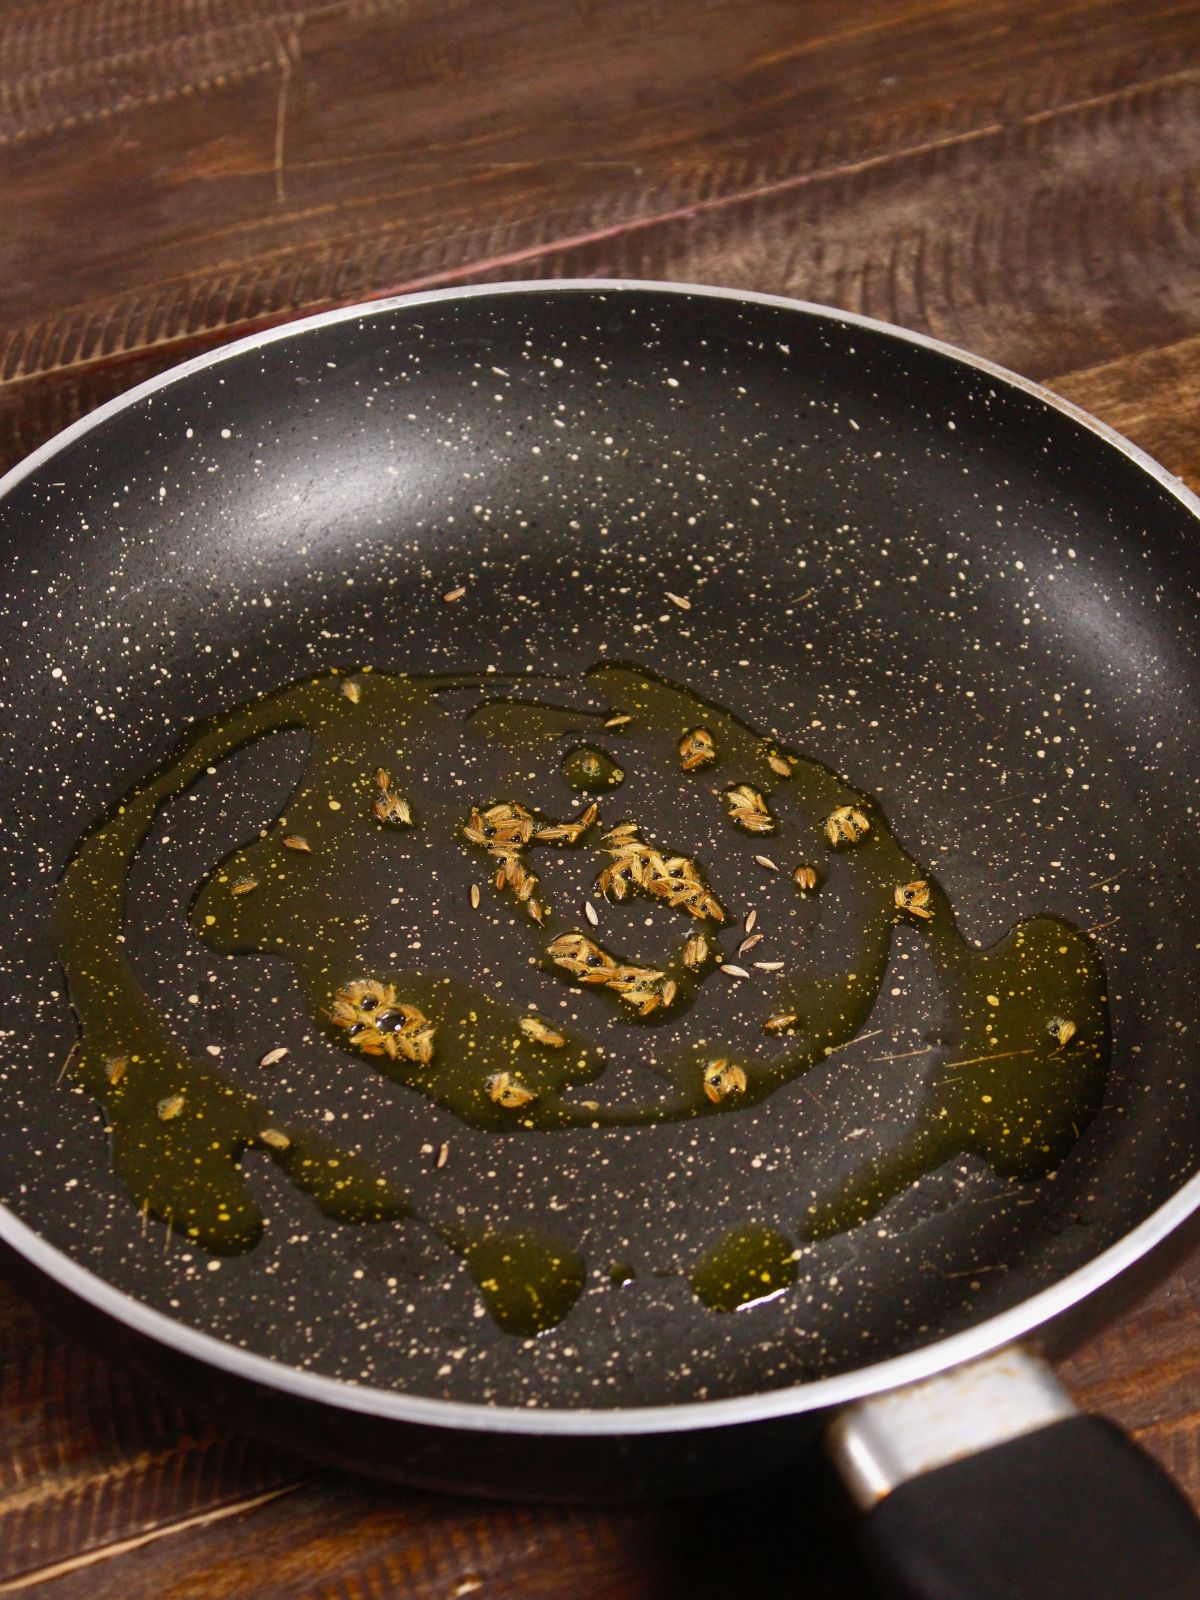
585, 899, 599, 927
259, 1047, 289, 1067
341, 680, 362, 704
284, 834, 312, 853
230, 877, 258, 896
519, 1015, 567, 1048
443, 586, 467, 602
739, 933, 763, 955
435, 1141, 450, 1169
763, 1012, 800, 1034
721, 964, 751, 979
156, 1093, 185, 1121
755, 960, 785, 971
470, 883, 481, 909
754, 855, 778, 871
745, 909, 757, 933
665, 591, 692, 610
604, 713, 632, 727
260, 1128, 291, 1150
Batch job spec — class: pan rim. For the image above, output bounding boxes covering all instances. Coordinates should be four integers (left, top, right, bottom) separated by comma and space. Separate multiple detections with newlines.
1, 276, 1197, 1438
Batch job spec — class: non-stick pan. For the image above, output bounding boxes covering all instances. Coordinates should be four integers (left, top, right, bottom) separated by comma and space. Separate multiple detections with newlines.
1, 282, 1198, 1598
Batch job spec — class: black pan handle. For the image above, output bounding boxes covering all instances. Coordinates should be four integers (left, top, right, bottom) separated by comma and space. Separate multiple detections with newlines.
827, 1346, 1200, 1600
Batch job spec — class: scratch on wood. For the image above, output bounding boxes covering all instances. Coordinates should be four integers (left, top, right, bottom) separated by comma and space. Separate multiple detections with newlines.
273, 29, 302, 208
0, 1479, 311, 1594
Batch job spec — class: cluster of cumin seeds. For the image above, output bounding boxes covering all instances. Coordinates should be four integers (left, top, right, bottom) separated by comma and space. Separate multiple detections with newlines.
319, 708, 943, 1117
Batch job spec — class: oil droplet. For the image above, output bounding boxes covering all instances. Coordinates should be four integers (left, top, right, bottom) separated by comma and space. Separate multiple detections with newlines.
561, 743, 625, 792
460, 1229, 586, 1336
689, 1225, 798, 1312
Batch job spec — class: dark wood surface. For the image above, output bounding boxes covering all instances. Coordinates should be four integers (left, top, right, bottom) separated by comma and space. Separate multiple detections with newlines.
1, 1, 1198, 1593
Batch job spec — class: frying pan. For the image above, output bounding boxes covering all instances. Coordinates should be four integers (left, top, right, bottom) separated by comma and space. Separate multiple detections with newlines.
1, 281, 1198, 1598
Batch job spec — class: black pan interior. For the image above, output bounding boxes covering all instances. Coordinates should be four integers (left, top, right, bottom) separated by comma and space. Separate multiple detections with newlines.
0, 285, 1197, 1410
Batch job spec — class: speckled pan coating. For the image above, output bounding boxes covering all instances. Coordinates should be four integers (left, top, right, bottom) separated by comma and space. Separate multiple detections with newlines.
0, 283, 1197, 1418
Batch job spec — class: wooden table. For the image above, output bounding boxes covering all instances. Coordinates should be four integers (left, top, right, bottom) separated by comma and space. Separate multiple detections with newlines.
1, 1, 1198, 1593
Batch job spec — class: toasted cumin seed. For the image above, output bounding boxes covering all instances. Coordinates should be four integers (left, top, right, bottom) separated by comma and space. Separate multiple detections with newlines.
721, 964, 751, 980
755, 960, 785, 971
342, 680, 362, 704
284, 834, 312, 853
435, 1141, 450, 1169
259, 1047, 289, 1067
519, 1015, 567, 1047
767, 752, 793, 777
259, 1128, 291, 1150
443, 586, 467, 602
230, 877, 258, 895
1049, 1017, 1077, 1047
754, 855, 778, 871
585, 899, 599, 927
739, 933, 763, 955
665, 592, 692, 610
156, 1093, 185, 1121
470, 883, 481, 909
745, 909, 757, 933
764, 1013, 800, 1033
604, 713, 632, 727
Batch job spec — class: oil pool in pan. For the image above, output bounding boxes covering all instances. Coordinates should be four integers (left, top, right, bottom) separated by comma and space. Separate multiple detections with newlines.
54, 661, 1108, 1339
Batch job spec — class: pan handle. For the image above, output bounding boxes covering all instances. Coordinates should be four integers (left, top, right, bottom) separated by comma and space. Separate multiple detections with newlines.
826, 1345, 1200, 1600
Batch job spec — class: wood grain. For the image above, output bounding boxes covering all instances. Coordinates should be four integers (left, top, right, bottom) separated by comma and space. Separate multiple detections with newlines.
1053, 331, 1200, 491
0, 1292, 302, 1585
1, 0, 1198, 1595
2, 0, 1200, 383
0, 1254, 1191, 1597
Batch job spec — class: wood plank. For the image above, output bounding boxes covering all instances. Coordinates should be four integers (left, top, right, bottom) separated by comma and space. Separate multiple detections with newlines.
0, 1248, 1192, 1594
0, 1288, 302, 1582
2, 0, 1199, 381
0, 1455, 872, 1600
1057, 1246, 1200, 1491
1051, 331, 1200, 491
403, 70, 1200, 388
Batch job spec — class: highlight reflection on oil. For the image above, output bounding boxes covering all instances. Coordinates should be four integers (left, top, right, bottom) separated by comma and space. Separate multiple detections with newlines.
54, 664, 1109, 1329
